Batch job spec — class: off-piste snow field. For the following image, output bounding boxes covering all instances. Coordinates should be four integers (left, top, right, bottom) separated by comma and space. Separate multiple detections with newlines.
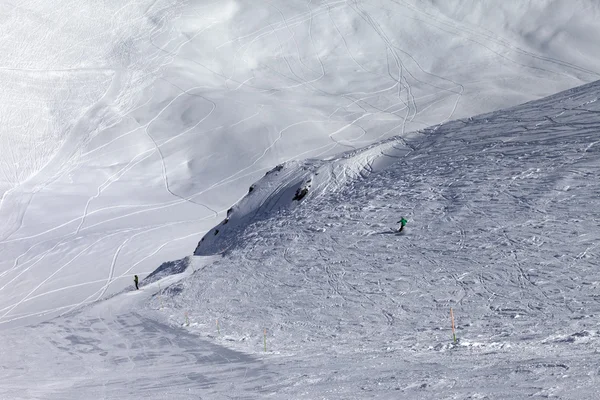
1, 1, 600, 399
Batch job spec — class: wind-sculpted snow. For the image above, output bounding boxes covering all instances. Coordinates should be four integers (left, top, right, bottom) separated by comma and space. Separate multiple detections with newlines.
158, 80, 600, 398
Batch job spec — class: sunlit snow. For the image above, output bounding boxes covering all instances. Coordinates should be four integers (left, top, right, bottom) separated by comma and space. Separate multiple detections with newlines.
1, 1, 600, 398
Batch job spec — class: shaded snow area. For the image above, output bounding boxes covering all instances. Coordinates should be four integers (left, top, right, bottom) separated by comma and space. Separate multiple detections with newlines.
0, 269, 281, 400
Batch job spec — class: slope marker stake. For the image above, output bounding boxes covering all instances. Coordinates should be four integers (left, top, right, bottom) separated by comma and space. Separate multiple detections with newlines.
450, 308, 457, 344
264, 328, 267, 352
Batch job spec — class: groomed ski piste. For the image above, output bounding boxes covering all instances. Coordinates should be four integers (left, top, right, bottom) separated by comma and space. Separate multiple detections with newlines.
2, 1, 600, 399
3, 79, 600, 399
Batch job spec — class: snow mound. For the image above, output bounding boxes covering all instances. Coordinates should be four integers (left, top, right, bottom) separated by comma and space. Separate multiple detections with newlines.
194, 136, 415, 255
143, 256, 191, 286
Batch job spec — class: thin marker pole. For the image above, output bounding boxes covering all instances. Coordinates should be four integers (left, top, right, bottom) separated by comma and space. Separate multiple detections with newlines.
450, 308, 457, 344
264, 328, 267, 352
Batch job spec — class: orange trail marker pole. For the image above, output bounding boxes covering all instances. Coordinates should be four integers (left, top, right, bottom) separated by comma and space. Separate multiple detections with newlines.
450, 308, 457, 344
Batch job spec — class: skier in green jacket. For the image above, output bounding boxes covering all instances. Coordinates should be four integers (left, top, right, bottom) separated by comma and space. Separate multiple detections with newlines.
397, 217, 407, 233
134, 275, 139, 290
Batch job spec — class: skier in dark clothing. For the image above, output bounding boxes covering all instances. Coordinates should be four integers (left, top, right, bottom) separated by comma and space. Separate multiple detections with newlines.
134, 275, 139, 290
397, 217, 407, 233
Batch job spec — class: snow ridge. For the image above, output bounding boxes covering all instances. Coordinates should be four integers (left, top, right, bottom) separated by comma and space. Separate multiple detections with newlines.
194, 135, 416, 256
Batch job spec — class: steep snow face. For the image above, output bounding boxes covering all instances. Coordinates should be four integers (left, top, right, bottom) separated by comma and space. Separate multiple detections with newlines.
2, 0, 600, 329
194, 136, 416, 255
161, 80, 600, 398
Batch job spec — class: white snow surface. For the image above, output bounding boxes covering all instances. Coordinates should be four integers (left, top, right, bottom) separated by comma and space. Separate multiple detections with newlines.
2, 0, 600, 328
1, 0, 600, 398
4, 76, 600, 399
184, 81, 600, 398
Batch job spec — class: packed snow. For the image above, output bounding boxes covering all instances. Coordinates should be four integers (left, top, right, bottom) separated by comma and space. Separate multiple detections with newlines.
1, 1, 600, 398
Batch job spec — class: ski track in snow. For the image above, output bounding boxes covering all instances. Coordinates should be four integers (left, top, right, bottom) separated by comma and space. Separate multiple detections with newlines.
1, 0, 600, 398
0, 290, 279, 399
165, 81, 600, 398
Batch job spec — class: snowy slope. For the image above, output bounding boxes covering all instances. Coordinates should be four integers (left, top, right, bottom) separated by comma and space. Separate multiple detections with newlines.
2, 0, 600, 329
193, 135, 413, 256
161, 79, 600, 398
2, 79, 598, 399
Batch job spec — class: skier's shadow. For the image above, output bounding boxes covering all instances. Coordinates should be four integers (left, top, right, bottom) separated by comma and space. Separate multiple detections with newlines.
378, 230, 405, 236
